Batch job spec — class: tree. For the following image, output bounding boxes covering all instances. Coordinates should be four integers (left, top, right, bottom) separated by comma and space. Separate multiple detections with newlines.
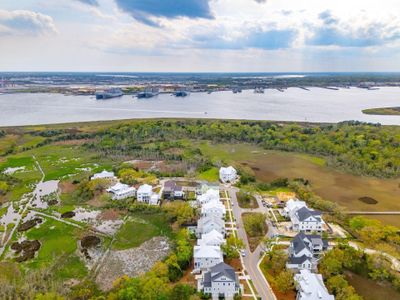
169, 284, 195, 300
275, 270, 294, 293
222, 234, 244, 259
34, 293, 65, 300
165, 254, 183, 281
243, 213, 266, 237
162, 201, 195, 226
269, 249, 287, 275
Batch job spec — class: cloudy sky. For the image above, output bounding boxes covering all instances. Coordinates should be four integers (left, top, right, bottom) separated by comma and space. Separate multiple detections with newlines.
1, 0, 400, 72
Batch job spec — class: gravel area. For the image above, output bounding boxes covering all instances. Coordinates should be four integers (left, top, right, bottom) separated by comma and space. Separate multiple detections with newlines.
95, 236, 170, 291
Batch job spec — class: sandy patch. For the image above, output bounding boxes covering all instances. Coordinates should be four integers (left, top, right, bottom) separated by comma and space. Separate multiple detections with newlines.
95, 236, 170, 291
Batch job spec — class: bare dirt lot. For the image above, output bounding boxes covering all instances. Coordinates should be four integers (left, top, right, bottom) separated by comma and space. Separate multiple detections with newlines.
95, 236, 170, 291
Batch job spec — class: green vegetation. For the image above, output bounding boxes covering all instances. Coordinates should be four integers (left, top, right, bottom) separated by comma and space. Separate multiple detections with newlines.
162, 201, 195, 226
260, 249, 295, 296
318, 243, 400, 300
197, 166, 219, 182
113, 213, 172, 250
222, 234, 244, 259
242, 212, 267, 251
362, 107, 400, 116
236, 191, 258, 208
25, 218, 88, 280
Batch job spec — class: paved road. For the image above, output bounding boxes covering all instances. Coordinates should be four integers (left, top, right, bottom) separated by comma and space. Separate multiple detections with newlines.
227, 187, 277, 300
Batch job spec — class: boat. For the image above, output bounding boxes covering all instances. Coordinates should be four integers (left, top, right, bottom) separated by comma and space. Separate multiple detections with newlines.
95, 88, 123, 100
174, 90, 190, 97
136, 88, 159, 99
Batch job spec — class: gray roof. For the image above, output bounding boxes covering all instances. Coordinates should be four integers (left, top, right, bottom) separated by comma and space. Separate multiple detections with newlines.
292, 232, 325, 254
164, 181, 183, 192
296, 206, 321, 222
288, 255, 311, 264
203, 262, 238, 286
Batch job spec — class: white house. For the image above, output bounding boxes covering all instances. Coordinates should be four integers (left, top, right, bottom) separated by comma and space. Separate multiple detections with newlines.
283, 199, 307, 218
149, 193, 160, 205
137, 184, 153, 203
91, 170, 115, 180
198, 262, 241, 300
219, 166, 237, 183
292, 207, 324, 233
197, 229, 226, 247
294, 269, 334, 300
137, 184, 160, 205
107, 183, 136, 200
197, 188, 220, 206
194, 245, 223, 271
201, 200, 226, 219
197, 215, 226, 238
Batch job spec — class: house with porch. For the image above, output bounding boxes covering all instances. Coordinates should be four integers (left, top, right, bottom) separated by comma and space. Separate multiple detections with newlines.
197, 262, 241, 300
162, 180, 184, 200
107, 183, 136, 200
194, 245, 223, 271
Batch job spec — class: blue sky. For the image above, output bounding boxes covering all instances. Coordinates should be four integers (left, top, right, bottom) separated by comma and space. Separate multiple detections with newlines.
0, 0, 400, 72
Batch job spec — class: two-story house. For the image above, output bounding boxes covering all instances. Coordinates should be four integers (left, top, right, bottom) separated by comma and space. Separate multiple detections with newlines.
194, 245, 224, 271
198, 262, 241, 300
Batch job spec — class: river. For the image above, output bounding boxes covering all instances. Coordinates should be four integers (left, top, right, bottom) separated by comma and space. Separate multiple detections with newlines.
0, 87, 400, 126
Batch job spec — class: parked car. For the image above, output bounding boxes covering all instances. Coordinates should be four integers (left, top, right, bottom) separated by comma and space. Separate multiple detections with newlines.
240, 249, 246, 257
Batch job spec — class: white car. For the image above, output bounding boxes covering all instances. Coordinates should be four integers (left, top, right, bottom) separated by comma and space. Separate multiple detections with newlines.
240, 249, 246, 257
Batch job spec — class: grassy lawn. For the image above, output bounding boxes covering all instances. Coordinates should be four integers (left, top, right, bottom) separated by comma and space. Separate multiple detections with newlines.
242, 212, 268, 251
197, 167, 219, 182
236, 191, 259, 209
112, 212, 172, 250
24, 217, 87, 280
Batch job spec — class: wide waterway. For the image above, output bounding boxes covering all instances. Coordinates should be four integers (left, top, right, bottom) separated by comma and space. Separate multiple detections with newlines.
0, 87, 400, 126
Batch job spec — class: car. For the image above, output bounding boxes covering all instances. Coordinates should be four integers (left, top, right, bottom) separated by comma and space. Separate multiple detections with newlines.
240, 249, 246, 257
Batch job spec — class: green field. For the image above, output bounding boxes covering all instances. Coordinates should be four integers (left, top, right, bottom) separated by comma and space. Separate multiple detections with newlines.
113, 213, 172, 250
24, 218, 88, 280
197, 167, 219, 182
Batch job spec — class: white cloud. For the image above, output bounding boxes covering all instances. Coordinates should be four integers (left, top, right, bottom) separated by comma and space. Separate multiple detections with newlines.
0, 9, 57, 36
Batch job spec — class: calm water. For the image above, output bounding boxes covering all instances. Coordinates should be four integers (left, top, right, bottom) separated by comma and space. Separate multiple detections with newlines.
1, 87, 400, 126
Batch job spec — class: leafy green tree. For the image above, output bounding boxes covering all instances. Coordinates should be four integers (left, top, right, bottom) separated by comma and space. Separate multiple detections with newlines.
169, 284, 195, 300
222, 234, 244, 259
275, 270, 294, 293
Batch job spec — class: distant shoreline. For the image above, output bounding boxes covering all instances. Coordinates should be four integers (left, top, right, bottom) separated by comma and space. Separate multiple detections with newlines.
362, 107, 400, 115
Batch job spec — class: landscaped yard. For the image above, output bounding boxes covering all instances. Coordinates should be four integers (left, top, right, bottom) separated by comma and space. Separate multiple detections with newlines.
112, 212, 172, 250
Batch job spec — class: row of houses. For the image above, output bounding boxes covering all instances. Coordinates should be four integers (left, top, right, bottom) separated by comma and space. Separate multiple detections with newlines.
91, 170, 160, 205
283, 199, 325, 233
194, 185, 241, 300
